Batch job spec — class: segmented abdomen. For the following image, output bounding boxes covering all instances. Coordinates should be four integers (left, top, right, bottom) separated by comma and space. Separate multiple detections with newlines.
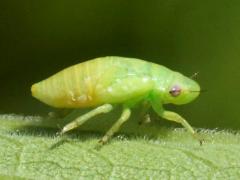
35, 58, 106, 107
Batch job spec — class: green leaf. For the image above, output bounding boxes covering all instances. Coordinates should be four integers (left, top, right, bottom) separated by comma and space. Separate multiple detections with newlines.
0, 114, 240, 179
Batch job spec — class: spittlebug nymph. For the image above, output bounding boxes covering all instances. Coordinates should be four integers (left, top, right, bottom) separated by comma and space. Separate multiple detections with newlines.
31, 56, 202, 144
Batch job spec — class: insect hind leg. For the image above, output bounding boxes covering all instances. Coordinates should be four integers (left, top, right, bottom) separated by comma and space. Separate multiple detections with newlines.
99, 107, 131, 145
59, 104, 113, 135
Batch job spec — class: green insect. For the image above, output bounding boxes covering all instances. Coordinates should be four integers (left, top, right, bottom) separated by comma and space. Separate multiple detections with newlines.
31, 56, 202, 144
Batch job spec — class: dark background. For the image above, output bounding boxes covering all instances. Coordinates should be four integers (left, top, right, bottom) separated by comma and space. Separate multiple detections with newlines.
0, 0, 239, 129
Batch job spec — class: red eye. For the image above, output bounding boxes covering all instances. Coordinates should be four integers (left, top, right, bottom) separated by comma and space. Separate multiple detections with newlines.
169, 85, 181, 97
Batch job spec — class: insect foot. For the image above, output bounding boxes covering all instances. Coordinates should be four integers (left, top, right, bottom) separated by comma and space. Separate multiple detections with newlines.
98, 135, 109, 145
56, 129, 66, 137
139, 114, 151, 125
193, 132, 205, 146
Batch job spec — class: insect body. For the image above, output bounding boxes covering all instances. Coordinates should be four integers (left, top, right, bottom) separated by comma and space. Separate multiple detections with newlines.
31, 56, 201, 144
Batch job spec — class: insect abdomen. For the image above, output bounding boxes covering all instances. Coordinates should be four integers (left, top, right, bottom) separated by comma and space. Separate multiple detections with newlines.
32, 62, 95, 108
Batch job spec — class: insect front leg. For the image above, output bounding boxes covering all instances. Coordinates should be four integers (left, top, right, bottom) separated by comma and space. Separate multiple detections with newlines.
151, 100, 203, 145
161, 111, 204, 145
59, 104, 113, 135
99, 107, 131, 145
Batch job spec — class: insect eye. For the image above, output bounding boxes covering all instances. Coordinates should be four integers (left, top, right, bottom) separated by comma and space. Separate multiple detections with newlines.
169, 85, 181, 97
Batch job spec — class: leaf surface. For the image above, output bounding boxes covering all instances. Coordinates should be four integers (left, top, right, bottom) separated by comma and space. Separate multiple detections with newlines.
0, 114, 240, 179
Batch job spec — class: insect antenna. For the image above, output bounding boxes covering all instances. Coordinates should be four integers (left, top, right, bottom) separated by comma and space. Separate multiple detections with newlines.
190, 89, 207, 93
199, 89, 207, 93
190, 72, 199, 79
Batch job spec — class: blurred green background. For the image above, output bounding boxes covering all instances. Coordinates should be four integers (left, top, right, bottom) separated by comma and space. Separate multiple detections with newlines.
0, 0, 239, 129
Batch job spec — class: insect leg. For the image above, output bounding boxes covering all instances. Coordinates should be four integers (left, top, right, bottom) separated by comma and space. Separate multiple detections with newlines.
48, 109, 73, 119
138, 100, 151, 125
59, 104, 113, 135
151, 100, 203, 145
99, 107, 131, 144
161, 110, 204, 145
